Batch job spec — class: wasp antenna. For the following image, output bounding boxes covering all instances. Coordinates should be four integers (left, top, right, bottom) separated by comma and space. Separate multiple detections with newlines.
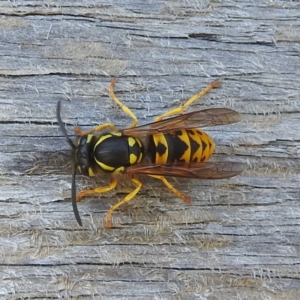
72, 164, 82, 226
56, 101, 76, 150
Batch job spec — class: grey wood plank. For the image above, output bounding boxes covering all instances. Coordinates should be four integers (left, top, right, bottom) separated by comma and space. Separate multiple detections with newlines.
0, 1, 299, 299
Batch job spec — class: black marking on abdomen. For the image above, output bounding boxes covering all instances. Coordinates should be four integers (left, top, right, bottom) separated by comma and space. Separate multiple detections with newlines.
189, 136, 200, 161
164, 131, 188, 163
157, 142, 167, 157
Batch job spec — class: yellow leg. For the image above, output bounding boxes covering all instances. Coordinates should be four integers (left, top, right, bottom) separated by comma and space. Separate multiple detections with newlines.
109, 78, 138, 128
105, 177, 142, 228
150, 175, 191, 204
74, 123, 115, 136
76, 178, 118, 202
155, 81, 220, 121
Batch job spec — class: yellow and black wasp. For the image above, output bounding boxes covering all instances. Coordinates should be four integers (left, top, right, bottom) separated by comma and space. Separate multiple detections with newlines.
57, 79, 244, 228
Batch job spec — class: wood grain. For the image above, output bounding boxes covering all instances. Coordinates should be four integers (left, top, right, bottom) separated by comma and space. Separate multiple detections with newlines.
0, 1, 300, 299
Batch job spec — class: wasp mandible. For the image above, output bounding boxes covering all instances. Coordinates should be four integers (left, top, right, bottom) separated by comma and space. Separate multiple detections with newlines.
57, 79, 244, 228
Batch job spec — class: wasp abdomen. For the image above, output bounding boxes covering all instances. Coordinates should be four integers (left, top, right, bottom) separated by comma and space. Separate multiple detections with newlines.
149, 129, 215, 164
94, 133, 143, 173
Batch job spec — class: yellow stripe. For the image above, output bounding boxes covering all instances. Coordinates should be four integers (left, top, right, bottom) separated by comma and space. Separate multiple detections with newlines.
94, 133, 112, 149
86, 134, 94, 143
88, 167, 95, 176
178, 130, 191, 162
153, 133, 168, 164
112, 132, 122, 137
189, 129, 202, 162
114, 166, 125, 173
137, 152, 143, 163
128, 137, 136, 147
98, 161, 115, 172
136, 138, 143, 148
200, 130, 215, 161
130, 153, 138, 164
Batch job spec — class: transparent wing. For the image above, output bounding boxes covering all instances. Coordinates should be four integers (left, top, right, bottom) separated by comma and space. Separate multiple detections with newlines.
122, 108, 241, 136
125, 161, 245, 179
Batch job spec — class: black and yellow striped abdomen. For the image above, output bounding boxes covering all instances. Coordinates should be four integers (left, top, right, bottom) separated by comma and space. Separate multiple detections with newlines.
149, 129, 215, 164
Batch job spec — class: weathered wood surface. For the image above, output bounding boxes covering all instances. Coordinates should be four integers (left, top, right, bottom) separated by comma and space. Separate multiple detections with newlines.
0, 1, 300, 299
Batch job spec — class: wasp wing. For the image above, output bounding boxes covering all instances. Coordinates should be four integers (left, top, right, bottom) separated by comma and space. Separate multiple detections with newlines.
125, 161, 245, 179
122, 108, 241, 136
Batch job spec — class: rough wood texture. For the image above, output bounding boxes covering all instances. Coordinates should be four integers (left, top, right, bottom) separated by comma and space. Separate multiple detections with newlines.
1, 1, 300, 299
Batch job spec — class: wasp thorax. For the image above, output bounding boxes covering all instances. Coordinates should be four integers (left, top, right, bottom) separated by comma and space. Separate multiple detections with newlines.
93, 133, 143, 173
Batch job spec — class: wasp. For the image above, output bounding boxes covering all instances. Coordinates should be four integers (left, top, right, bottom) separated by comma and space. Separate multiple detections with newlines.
57, 79, 244, 228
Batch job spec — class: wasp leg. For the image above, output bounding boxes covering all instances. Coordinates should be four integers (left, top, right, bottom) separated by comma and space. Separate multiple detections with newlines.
74, 123, 115, 136
76, 178, 118, 202
109, 78, 138, 128
105, 177, 142, 228
154, 81, 220, 122
149, 175, 191, 204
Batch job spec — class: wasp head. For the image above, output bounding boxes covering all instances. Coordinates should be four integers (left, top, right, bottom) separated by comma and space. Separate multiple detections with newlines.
75, 135, 97, 177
